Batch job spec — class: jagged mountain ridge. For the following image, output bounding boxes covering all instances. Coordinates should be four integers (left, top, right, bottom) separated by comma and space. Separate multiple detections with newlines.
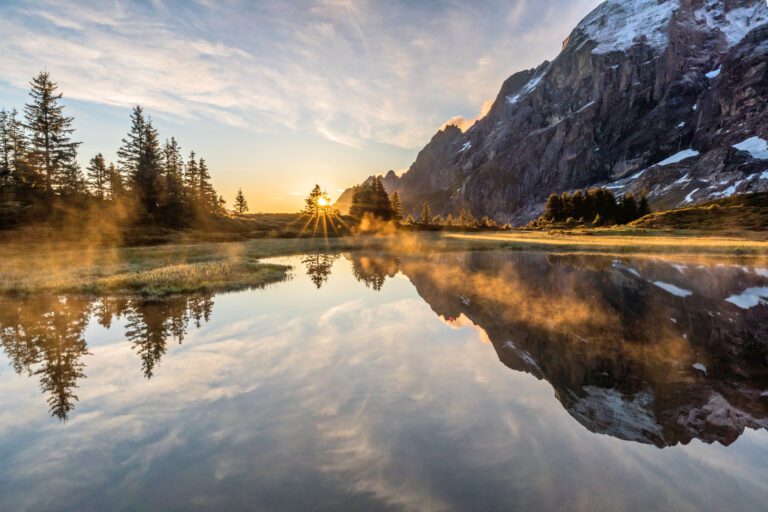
336, 0, 768, 224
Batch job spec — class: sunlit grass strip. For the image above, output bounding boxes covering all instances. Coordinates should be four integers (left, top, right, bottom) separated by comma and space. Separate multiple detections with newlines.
2, 259, 290, 297
444, 231, 768, 254
87, 261, 290, 296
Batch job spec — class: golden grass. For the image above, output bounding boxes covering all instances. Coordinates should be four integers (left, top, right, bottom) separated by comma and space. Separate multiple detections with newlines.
443, 230, 768, 256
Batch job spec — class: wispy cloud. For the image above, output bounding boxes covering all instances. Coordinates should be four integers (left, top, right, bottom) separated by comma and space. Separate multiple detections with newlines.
0, 0, 601, 148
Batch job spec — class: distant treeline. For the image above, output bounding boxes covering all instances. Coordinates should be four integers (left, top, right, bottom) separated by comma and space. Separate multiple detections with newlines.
0, 71, 225, 229
534, 188, 651, 226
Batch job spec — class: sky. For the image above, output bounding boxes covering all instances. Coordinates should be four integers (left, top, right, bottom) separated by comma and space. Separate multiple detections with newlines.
0, 0, 602, 212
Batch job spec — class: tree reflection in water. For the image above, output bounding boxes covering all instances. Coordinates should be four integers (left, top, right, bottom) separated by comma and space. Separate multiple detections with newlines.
0, 293, 214, 419
301, 252, 339, 289
301, 251, 401, 292
350, 253, 400, 291
1, 250, 767, 446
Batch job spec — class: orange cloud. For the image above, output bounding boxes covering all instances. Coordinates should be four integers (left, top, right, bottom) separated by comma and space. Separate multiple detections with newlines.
439, 99, 493, 132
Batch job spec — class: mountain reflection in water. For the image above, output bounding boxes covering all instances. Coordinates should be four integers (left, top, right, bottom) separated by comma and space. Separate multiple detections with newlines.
395, 251, 768, 447
1, 250, 768, 511
2, 250, 765, 447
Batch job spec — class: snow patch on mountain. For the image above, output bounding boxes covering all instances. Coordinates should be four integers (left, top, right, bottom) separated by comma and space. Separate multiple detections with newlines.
653, 281, 693, 297
710, 179, 744, 198
696, 1, 768, 46
683, 187, 700, 203
733, 136, 768, 160
705, 66, 721, 79
657, 149, 700, 166
576, 0, 679, 54
506, 65, 549, 105
726, 286, 768, 308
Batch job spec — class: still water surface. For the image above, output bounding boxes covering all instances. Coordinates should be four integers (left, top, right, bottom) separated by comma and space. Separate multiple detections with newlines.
1, 251, 767, 511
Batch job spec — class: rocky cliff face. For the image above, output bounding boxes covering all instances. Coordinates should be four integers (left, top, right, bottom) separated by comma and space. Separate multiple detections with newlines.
337, 0, 768, 224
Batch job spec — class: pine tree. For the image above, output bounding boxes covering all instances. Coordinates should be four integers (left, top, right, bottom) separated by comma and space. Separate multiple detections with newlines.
134, 118, 162, 215
107, 163, 123, 200
197, 158, 216, 211
184, 151, 199, 198
390, 191, 403, 222
86, 153, 107, 200
117, 106, 146, 188
161, 137, 185, 223
304, 184, 325, 216
58, 161, 86, 196
117, 106, 164, 215
234, 188, 249, 214
3, 109, 29, 195
23, 71, 80, 194
420, 201, 431, 224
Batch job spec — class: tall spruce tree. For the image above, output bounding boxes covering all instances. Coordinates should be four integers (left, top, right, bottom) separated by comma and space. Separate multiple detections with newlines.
107, 163, 123, 200
86, 153, 108, 200
161, 137, 185, 223
58, 161, 86, 196
197, 157, 216, 211
184, 151, 199, 198
117, 106, 146, 187
137, 119, 162, 215
23, 71, 80, 194
390, 191, 403, 222
118, 107, 163, 215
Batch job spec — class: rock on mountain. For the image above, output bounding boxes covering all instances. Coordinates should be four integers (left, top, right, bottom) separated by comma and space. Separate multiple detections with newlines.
337, 0, 768, 224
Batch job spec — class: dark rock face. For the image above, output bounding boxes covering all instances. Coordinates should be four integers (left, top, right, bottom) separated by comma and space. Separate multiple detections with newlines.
390, 251, 768, 447
339, 0, 768, 223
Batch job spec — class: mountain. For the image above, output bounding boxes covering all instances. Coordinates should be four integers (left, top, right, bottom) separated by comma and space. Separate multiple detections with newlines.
337, 0, 768, 224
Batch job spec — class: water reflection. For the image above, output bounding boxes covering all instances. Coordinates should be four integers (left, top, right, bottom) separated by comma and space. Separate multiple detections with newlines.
2, 251, 767, 444
1, 250, 768, 511
0, 293, 215, 419
396, 252, 768, 447
301, 252, 339, 289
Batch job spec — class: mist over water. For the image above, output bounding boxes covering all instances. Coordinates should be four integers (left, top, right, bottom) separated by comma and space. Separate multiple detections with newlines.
1, 251, 767, 511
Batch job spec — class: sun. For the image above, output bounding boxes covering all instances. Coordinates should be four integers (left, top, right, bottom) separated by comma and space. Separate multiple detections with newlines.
317, 197, 330, 207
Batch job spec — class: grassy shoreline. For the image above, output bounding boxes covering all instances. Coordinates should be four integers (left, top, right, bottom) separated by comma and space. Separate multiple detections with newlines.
1, 229, 767, 297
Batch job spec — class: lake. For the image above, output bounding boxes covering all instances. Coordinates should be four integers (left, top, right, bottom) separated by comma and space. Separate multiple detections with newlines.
1, 250, 767, 511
